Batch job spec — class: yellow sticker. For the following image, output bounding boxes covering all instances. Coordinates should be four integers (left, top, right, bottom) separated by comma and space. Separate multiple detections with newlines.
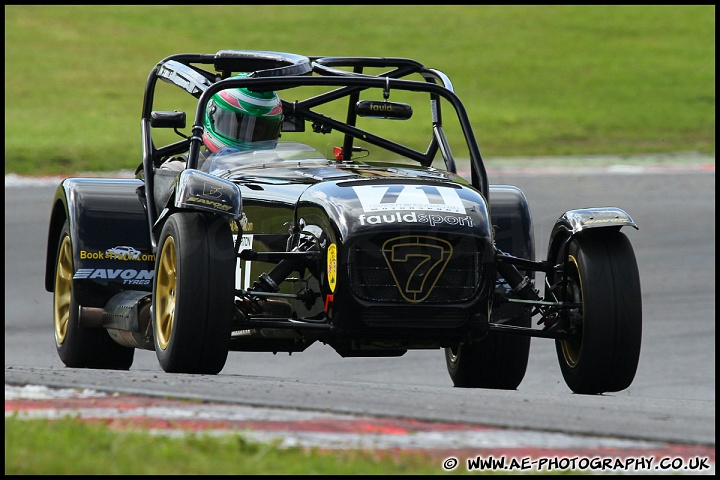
327, 243, 337, 292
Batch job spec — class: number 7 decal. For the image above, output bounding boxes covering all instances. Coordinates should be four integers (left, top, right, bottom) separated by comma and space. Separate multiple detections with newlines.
382, 235, 453, 302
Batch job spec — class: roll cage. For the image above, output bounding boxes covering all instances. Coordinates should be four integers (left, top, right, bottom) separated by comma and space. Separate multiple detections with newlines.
140, 50, 489, 248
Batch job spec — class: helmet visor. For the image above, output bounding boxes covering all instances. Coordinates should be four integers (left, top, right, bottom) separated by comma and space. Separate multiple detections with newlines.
211, 108, 282, 144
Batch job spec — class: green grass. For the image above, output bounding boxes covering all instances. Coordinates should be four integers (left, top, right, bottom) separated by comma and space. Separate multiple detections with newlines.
4, 5, 715, 175
4, 415, 488, 475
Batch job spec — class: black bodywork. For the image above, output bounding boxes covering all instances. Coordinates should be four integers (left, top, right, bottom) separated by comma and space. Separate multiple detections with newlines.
46, 51, 641, 393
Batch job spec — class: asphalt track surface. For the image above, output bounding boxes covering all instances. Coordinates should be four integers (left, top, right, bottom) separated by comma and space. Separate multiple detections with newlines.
4, 155, 715, 473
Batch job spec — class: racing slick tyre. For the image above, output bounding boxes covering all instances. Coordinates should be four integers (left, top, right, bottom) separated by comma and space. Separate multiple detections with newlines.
53, 221, 135, 369
548, 230, 642, 394
445, 186, 533, 390
153, 212, 235, 374
445, 310, 531, 390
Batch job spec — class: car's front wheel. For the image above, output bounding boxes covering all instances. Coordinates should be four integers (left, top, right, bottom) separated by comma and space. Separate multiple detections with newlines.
53, 221, 134, 369
547, 230, 642, 394
153, 212, 235, 374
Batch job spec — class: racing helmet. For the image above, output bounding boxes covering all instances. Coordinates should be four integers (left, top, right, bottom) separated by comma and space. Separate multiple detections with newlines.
202, 75, 283, 153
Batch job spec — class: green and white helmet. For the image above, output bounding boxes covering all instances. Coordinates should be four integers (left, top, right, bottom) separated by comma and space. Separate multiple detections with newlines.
202, 75, 283, 153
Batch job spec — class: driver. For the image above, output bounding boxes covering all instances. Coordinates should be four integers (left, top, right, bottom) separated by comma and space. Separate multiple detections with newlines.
160, 76, 284, 171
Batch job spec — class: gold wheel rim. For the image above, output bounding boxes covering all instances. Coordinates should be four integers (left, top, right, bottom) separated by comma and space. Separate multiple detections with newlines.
560, 254, 583, 367
155, 237, 177, 350
53, 236, 74, 344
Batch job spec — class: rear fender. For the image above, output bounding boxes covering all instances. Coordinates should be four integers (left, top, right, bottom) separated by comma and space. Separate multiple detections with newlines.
545, 207, 638, 265
44, 178, 154, 307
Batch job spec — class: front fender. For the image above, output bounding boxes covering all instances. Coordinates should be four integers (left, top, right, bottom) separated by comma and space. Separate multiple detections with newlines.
153, 169, 242, 237
174, 169, 242, 218
545, 206, 638, 264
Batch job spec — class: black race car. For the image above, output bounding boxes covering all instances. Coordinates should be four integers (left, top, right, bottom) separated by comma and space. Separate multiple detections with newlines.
45, 50, 642, 394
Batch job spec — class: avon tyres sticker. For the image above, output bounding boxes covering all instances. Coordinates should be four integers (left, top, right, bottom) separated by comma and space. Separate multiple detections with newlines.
352, 185, 465, 213
73, 269, 154, 286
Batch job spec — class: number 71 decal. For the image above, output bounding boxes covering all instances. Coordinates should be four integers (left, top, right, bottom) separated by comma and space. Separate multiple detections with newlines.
352, 185, 465, 213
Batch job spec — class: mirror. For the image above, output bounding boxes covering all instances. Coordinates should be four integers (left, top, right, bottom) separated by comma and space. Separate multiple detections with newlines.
151, 111, 186, 129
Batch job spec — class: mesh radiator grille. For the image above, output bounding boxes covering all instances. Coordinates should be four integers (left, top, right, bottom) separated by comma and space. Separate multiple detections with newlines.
348, 233, 484, 304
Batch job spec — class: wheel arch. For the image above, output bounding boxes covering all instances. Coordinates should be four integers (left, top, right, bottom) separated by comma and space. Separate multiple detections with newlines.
151, 169, 242, 242
45, 186, 72, 292
545, 207, 637, 266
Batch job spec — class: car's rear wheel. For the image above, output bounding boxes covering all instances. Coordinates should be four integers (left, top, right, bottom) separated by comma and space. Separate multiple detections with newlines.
53, 221, 134, 369
153, 212, 235, 374
547, 230, 642, 394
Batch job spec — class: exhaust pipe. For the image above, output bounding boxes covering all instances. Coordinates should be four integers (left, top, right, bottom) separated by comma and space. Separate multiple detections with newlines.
96, 290, 155, 350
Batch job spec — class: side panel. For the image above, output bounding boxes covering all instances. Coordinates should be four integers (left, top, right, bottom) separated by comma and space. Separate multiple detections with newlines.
46, 178, 155, 308
233, 182, 307, 293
